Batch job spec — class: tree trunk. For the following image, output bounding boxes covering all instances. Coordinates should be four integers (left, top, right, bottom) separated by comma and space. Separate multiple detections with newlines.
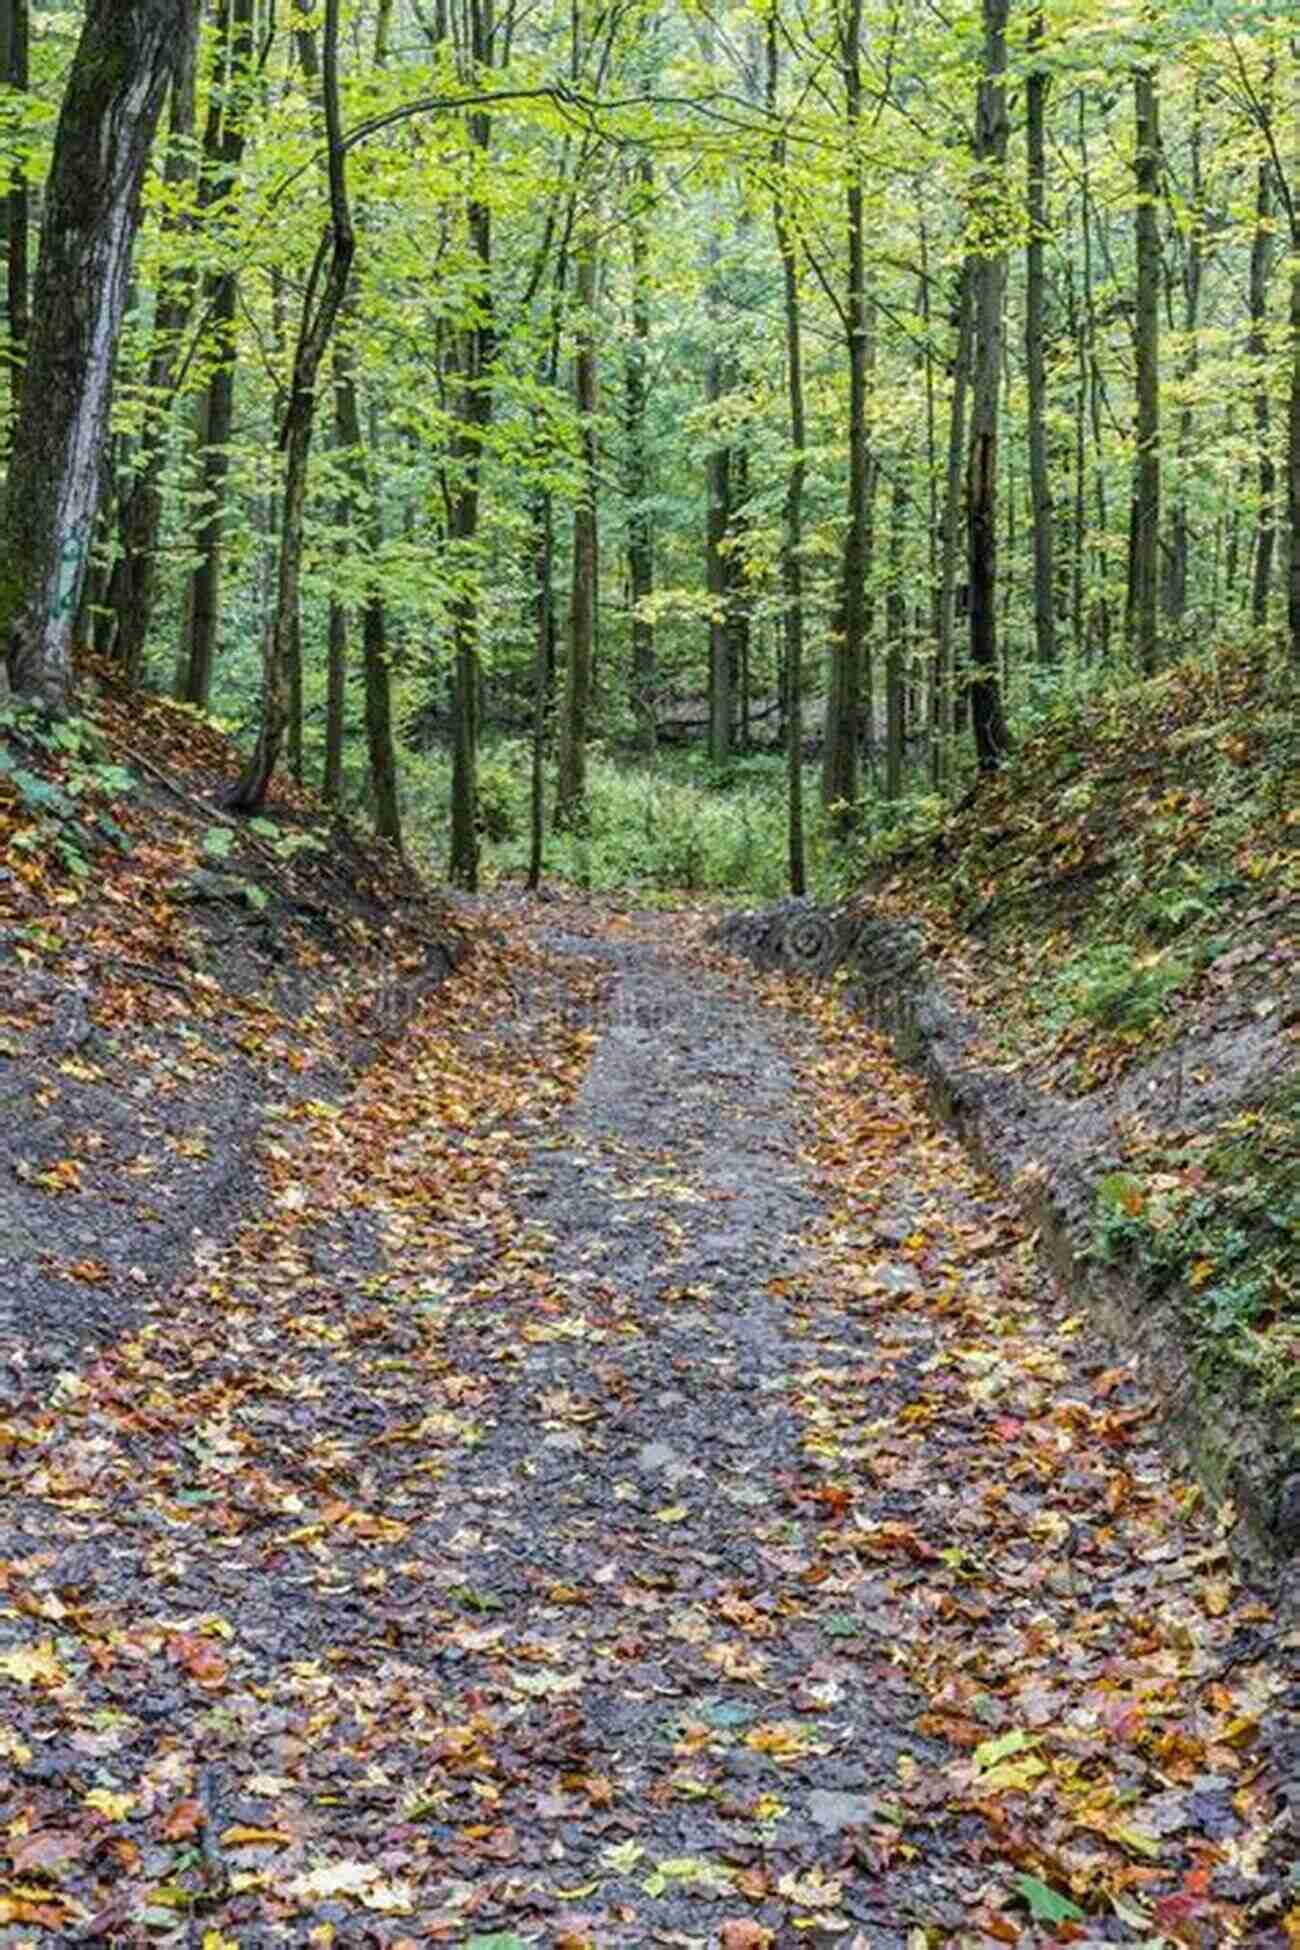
626, 153, 655, 755
527, 485, 553, 889
324, 590, 346, 804
705, 231, 732, 766
885, 456, 906, 798
966, 0, 1011, 771
1164, 92, 1201, 629
936, 259, 973, 783
331, 333, 402, 850
556, 230, 598, 830
769, 13, 805, 894
1131, 62, 1161, 674
106, 12, 201, 686
447, 7, 494, 887
3, 0, 29, 431
1249, 112, 1276, 630
179, 0, 254, 708
823, 0, 868, 820
227, 0, 353, 810
1025, 4, 1056, 667
1, 0, 186, 712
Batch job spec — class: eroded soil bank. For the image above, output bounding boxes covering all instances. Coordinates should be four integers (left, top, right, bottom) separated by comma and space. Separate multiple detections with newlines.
0, 897, 1295, 1946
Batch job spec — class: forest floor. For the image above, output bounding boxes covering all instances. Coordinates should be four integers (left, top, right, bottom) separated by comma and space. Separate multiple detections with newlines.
1, 876, 1297, 1948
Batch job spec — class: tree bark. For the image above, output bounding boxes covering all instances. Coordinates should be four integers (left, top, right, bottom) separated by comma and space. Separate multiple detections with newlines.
227, 0, 353, 809
936, 260, 973, 782
106, 13, 201, 685
331, 331, 402, 850
1025, 4, 1056, 666
447, 0, 494, 887
769, 8, 805, 894
1249, 101, 1276, 629
3, 0, 29, 428
179, 0, 254, 708
823, 0, 869, 819
1131, 62, 1161, 674
626, 153, 655, 755
1, 0, 188, 712
966, 0, 1011, 771
556, 228, 598, 830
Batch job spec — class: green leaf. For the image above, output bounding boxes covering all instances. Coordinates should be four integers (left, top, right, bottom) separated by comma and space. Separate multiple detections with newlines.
973, 1728, 1029, 1770
203, 825, 236, 860
1012, 1873, 1084, 1924
466, 1936, 528, 1949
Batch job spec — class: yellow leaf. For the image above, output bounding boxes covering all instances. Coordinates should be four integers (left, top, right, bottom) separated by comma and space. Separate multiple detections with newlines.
84, 1788, 135, 1820
555, 1881, 603, 1899
220, 1825, 292, 1847
0, 1642, 65, 1687
653, 1503, 689, 1523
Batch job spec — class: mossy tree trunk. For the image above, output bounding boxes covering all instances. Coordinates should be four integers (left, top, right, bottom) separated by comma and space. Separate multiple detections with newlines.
1, 0, 189, 714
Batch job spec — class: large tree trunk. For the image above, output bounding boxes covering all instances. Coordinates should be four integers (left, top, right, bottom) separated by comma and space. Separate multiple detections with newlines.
1, 0, 187, 713
1130, 62, 1161, 674
1025, 4, 1056, 667
227, 0, 352, 810
626, 154, 655, 755
966, 0, 1011, 772
556, 230, 598, 830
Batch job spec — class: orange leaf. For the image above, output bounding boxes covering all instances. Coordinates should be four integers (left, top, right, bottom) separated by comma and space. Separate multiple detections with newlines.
161, 1799, 204, 1840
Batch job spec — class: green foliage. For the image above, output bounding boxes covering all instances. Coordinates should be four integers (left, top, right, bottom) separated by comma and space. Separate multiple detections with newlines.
1091, 1091, 1300, 1395
1056, 940, 1192, 1031
0, 704, 135, 879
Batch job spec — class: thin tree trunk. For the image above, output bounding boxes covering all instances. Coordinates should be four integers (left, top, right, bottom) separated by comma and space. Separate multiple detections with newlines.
227, 0, 353, 809
885, 455, 907, 798
1131, 62, 1161, 674
1249, 89, 1276, 629
1165, 92, 1201, 628
705, 227, 732, 765
527, 482, 553, 888
1, 0, 185, 711
967, 0, 1011, 771
626, 153, 655, 754
556, 228, 598, 829
447, 0, 494, 887
179, 0, 254, 708
936, 260, 973, 783
3, 0, 29, 436
107, 13, 201, 685
769, 11, 805, 895
1025, 4, 1056, 666
824, 0, 868, 819
331, 333, 402, 849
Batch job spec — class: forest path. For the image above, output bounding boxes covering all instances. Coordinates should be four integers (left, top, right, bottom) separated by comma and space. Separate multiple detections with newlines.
0, 896, 1292, 1947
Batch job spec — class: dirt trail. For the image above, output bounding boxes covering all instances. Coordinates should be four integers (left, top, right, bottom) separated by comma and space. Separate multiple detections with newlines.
0, 899, 1293, 1947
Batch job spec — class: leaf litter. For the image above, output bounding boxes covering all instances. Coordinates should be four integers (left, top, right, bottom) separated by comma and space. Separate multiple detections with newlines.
0, 892, 1295, 1946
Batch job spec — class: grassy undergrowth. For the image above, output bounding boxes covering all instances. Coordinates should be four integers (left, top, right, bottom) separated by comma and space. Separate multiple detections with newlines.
406, 739, 799, 898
